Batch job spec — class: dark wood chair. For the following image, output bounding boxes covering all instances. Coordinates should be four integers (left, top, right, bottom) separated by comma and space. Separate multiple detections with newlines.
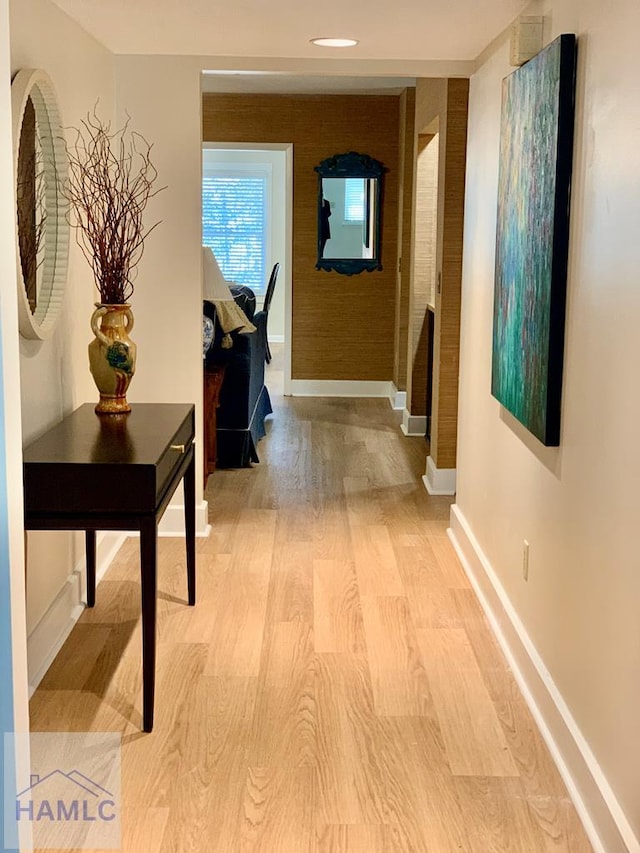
263, 262, 280, 364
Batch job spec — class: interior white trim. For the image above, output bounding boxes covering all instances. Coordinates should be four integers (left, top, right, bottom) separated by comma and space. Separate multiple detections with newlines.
283, 145, 293, 395
389, 383, 407, 411
158, 499, 210, 537
289, 379, 394, 398
268, 334, 285, 343
448, 504, 639, 853
400, 408, 427, 436
422, 454, 456, 495
202, 57, 476, 80
27, 532, 126, 695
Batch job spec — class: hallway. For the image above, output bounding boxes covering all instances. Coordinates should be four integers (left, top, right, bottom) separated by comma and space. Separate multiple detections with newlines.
29, 352, 592, 851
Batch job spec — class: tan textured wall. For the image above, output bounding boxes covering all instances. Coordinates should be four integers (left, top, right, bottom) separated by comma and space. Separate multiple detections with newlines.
393, 87, 415, 391
413, 77, 468, 468
409, 132, 439, 415
415, 135, 438, 312
203, 93, 401, 381
409, 80, 445, 422
435, 78, 468, 469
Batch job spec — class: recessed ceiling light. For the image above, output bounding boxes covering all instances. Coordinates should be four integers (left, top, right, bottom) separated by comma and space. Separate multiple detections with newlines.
310, 37, 359, 48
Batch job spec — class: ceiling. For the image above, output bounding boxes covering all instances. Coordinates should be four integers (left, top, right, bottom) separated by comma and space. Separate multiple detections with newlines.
51, 0, 528, 63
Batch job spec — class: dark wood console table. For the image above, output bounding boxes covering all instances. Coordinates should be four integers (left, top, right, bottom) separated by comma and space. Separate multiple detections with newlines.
23, 403, 196, 732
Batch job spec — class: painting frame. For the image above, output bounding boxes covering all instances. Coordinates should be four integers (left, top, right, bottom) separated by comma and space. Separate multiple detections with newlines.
491, 34, 577, 446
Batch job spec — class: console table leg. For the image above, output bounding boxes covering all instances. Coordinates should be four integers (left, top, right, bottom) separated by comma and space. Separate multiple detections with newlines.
140, 517, 158, 733
85, 530, 96, 607
184, 448, 196, 606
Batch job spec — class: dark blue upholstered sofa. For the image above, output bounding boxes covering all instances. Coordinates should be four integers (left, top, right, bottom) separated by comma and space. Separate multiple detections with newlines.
203, 286, 272, 468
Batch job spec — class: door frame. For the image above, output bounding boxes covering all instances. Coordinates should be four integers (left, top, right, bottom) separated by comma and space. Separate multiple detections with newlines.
201, 141, 294, 395
1, 7, 32, 845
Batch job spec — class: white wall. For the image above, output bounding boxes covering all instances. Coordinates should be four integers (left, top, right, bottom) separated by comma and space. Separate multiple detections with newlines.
455, 0, 640, 847
10, 0, 116, 642
115, 55, 204, 491
1, 0, 31, 834
11, 12, 210, 684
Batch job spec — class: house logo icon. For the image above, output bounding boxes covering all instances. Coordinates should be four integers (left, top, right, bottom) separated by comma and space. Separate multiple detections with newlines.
4, 731, 121, 850
16, 770, 117, 823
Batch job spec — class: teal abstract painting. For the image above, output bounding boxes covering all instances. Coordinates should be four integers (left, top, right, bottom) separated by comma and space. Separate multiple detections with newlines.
492, 34, 577, 445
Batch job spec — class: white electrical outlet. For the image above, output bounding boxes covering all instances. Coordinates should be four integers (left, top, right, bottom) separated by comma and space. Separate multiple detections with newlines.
522, 540, 530, 581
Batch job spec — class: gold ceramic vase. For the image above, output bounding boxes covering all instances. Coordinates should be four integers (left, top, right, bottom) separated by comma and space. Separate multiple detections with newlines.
88, 303, 137, 414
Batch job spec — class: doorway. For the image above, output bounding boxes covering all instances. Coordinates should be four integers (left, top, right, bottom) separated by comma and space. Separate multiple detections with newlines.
407, 127, 439, 431
202, 143, 293, 393
425, 306, 435, 441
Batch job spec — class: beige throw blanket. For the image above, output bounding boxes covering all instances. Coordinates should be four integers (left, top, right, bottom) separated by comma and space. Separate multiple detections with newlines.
202, 247, 256, 345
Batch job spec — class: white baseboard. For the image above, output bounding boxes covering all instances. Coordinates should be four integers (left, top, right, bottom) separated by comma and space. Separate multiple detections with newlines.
388, 383, 407, 411
27, 532, 126, 695
268, 334, 285, 343
422, 455, 456, 495
289, 379, 393, 398
27, 500, 211, 694
400, 408, 427, 436
158, 500, 210, 537
448, 504, 638, 853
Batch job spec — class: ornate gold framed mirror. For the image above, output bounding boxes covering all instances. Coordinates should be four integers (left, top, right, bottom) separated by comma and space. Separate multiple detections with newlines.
11, 69, 69, 340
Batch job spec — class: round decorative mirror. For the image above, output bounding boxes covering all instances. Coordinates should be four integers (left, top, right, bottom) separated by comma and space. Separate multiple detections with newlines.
11, 69, 69, 340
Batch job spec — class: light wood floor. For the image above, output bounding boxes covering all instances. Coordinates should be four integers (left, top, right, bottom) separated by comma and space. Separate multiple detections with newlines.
30, 347, 592, 851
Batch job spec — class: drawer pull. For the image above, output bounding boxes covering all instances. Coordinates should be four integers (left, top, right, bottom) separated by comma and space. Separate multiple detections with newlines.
170, 444, 186, 453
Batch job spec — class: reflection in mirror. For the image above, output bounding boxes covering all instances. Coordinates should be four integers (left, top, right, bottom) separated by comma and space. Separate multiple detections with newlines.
11, 69, 69, 340
17, 96, 47, 314
320, 177, 378, 260
315, 152, 386, 276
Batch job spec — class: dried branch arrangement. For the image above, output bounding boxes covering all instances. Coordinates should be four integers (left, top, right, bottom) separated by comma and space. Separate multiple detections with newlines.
64, 110, 165, 304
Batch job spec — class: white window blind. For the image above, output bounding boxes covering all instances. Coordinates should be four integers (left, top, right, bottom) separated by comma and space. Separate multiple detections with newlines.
344, 178, 366, 223
202, 172, 268, 294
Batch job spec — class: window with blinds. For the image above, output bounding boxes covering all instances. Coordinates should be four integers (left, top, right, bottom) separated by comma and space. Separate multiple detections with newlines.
343, 178, 366, 223
202, 170, 268, 294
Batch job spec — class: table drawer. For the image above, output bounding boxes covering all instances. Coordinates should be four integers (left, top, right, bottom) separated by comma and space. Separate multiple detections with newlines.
156, 409, 195, 502
24, 403, 196, 517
